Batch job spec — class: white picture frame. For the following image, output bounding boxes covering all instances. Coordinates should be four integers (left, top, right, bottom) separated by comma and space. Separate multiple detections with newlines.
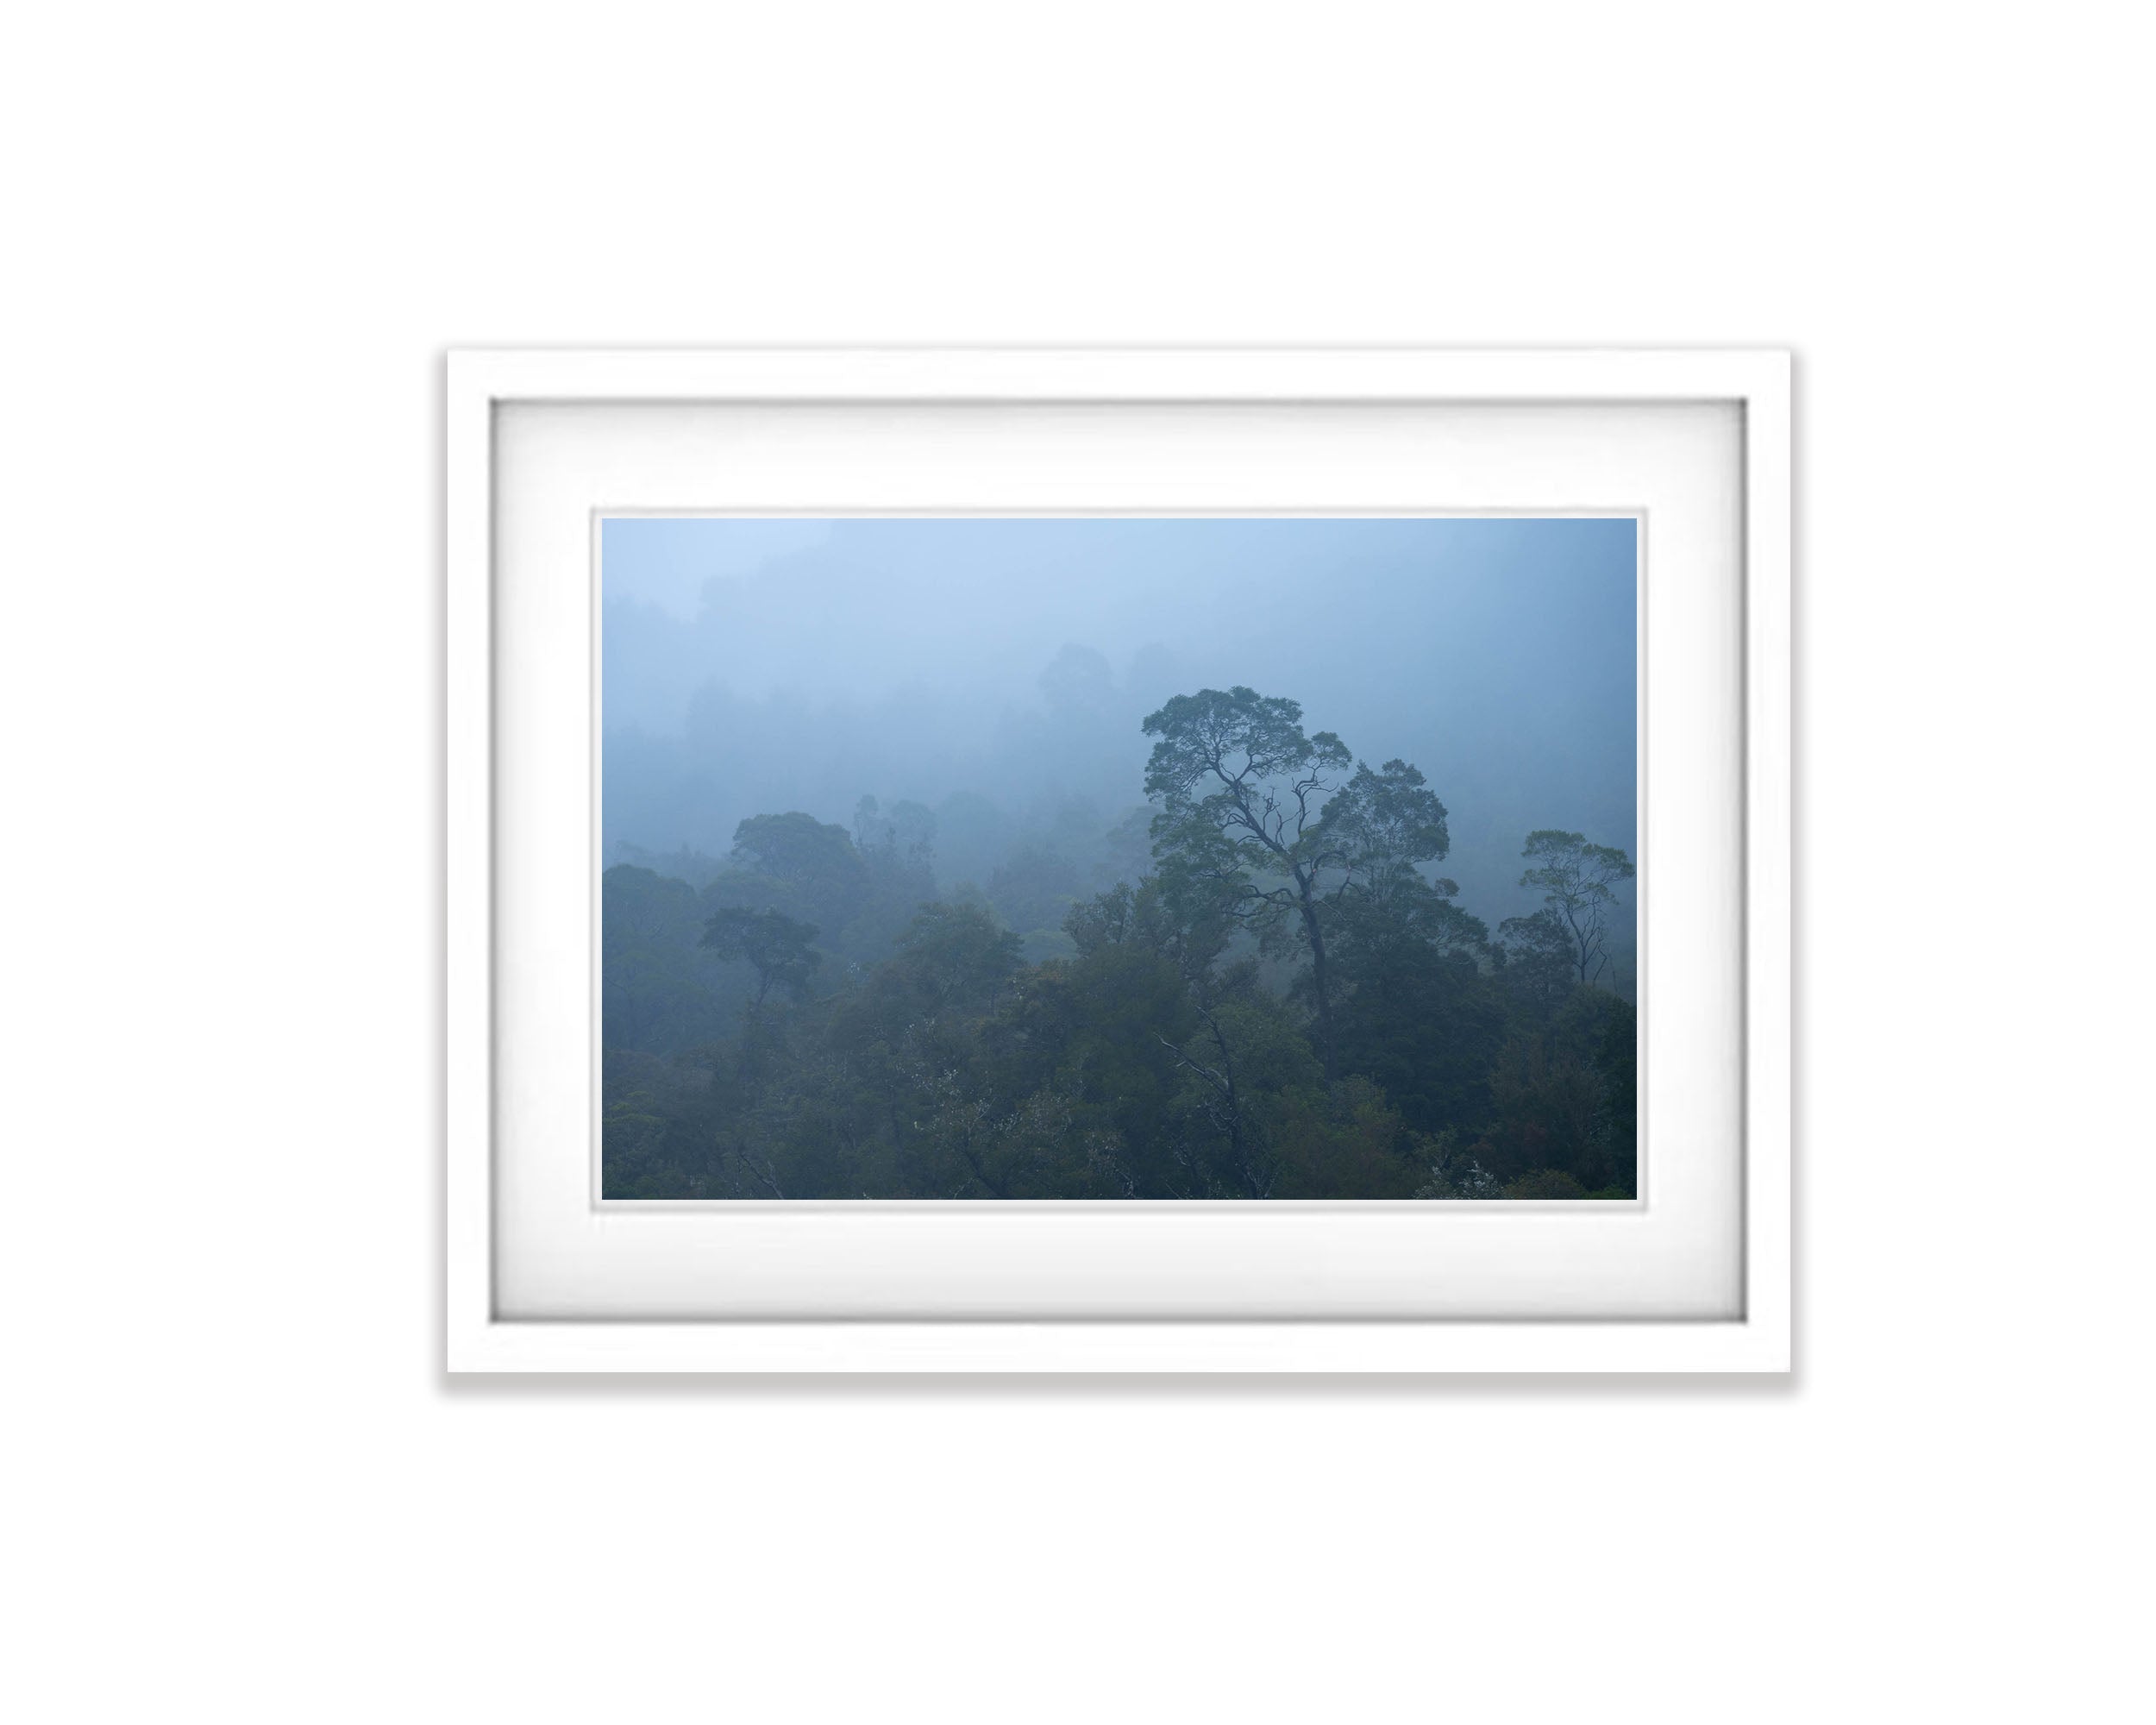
448, 348, 1790, 1373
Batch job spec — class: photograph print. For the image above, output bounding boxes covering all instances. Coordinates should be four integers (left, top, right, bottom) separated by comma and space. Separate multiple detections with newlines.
601, 517, 1637, 1201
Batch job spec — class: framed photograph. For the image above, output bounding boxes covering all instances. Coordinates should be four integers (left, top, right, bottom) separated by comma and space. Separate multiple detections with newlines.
448, 348, 1790, 1372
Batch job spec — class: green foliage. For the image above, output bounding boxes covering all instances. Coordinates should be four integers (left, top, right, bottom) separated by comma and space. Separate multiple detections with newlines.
1266, 1076, 1426, 1200
1485, 1035, 1601, 1180
1502, 1169, 1589, 1200
732, 811, 870, 900
1064, 881, 1139, 957
1585, 992, 1637, 1195
1519, 829, 1634, 986
602, 691, 1638, 1201
1142, 687, 1355, 928
701, 906, 822, 1007
986, 845, 1082, 955
1064, 876, 1227, 982
1412, 1130, 1502, 1199
1329, 933, 1506, 1138
1143, 687, 1360, 1075
1496, 907, 1576, 1015
893, 900, 1024, 1013
602, 866, 732, 1055
1320, 756, 1451, 900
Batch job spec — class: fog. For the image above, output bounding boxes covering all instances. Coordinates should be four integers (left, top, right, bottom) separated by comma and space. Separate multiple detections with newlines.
602, 517, 1635, 948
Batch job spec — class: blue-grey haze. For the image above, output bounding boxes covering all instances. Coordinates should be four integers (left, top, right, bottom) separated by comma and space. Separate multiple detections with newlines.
602, 517, 1635, 943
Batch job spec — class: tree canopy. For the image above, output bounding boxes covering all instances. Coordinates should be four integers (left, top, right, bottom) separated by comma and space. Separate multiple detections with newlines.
605, 687, 1634, 1201
701, 906, 821, 1007
1518, 829, 1636, 985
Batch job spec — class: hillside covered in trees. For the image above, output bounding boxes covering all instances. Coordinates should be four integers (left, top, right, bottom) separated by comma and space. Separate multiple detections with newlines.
604, 683, 1634, 1201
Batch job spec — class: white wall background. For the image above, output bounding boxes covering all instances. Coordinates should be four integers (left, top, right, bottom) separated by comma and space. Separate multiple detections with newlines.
3, 4, 2147, 1720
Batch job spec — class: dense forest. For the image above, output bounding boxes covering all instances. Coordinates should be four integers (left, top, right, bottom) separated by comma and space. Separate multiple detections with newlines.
603, 682, 1635, 1201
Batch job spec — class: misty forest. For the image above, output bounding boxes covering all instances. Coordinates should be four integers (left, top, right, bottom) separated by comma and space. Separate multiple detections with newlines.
602, 518, 1637, 1201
